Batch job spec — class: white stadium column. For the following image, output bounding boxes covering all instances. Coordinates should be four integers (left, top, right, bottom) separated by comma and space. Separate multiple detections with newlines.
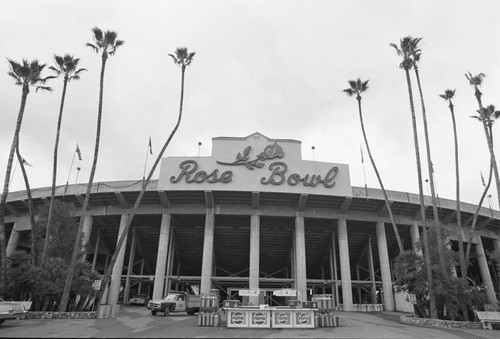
200, 209, 215, 295
295, 213, 307, 302
249, 213, 260, 306
81, 211, 93, 262
494, 237, 500, 268
153, 211, 171, 299
410, 221, 422, 255
376, 221, 395, 311
6, 222, 19, 257
476, 237, 498, 303
108, 213, 129, 305
124, 228, 137, 304
81, 211, 93, 249
338, 218, 353, 311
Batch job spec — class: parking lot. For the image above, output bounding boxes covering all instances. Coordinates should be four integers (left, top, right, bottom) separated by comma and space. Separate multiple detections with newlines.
0, 306, 498, 338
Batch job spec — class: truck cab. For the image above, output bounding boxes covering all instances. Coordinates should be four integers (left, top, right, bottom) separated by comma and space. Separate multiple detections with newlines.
147, 291, 200, 316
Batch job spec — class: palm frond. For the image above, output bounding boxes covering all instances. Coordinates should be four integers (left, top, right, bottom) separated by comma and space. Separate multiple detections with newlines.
35, 86, 53, 92
91, 27, 103, 43
86, 43, 98, 53
343, 88, 355, 96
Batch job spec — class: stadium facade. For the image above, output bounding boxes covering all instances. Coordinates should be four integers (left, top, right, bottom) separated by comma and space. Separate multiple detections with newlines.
4, 132, 500, 310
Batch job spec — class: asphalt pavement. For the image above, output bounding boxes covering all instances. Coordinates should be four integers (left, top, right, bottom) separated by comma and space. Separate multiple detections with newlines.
0, 305, 498, 338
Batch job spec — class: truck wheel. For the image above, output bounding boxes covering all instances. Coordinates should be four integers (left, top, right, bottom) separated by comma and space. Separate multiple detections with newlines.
187, 310, 195, 316
0, 320, 5, 325
151, 311, 157, 316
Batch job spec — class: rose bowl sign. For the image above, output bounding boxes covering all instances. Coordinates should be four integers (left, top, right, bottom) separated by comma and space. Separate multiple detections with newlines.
158, 132, 351, 197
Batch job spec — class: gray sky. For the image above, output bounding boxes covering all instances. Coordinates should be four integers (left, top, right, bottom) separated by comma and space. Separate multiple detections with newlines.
1, 0, 499, 208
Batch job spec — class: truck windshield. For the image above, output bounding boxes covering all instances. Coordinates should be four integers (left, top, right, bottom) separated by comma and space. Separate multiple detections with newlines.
164, 294, 177, 300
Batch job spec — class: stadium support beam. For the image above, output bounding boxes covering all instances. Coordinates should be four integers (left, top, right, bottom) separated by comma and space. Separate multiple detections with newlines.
477, 218, 492, 230
157, 191, 171, 208
338, 218, 353, 310
376, 221, 395, 311
153, 211, 171, 299
124, 228, 137, 304
5, 203, 20, 217
339, 197, 352, 214
249, 213, 260, 305
200, 209, 215, 294
107, 213, 130, 306
252, 192, 260, 210
295, 212, 307, 302
6, 222, 19, 257
476, 237, 498, 303
442, 210, 456, 225
204, 191, 214, 209
410, 221, 422, 255
298, 194, 308, 211
81, 211, 93, 256
114, 192, 129, 210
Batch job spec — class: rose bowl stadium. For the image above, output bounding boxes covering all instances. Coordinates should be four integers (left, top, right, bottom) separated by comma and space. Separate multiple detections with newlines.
3, 132, 499, 311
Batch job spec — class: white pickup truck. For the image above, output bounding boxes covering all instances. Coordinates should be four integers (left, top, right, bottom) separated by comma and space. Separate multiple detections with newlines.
0, 299, 30, 325
147, 291, 200, 316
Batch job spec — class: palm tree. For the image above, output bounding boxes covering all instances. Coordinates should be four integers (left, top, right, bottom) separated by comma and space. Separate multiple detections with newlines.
439, 90, 466, 276
410, 38, 447, 278
15, 147, 37, 266
0, 59, 53, 293
465, 73, 500, 210
391, 37, 437, 318
343, 79, 403, 253
464, 104, 500, 269
58, 28, 124, 311
42, 55, 86, 265
97, 47, 195, 307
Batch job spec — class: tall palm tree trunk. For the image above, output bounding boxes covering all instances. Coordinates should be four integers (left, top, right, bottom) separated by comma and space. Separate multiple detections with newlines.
473, 89, 500, 210
464, 161, 493, 268
465, 125, 494, 268
0, 85, 29, 293
357, 96, 403, 252
414, 67, 447, 275
448, 101, 466, 276
404, 69, 437, 318
42, 78, 69, 265
15, 146, 37, 266
59, 56, 107, 311
98, 65, 188, 304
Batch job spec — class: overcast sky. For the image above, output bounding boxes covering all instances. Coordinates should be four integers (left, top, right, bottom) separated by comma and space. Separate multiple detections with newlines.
1, 0, 499, 209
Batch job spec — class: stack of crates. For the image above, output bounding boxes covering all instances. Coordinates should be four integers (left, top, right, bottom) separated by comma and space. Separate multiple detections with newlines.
312, 294, 336, 327
198, 292, 220, 327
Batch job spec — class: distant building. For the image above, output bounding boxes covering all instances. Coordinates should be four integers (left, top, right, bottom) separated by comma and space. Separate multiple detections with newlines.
4, 132, 499, 309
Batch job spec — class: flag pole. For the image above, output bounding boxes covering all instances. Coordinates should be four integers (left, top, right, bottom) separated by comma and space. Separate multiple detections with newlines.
64, 146, 77, 197
9, 158, 19, 188
360, 144, 368, 199
143, 137, 152, 182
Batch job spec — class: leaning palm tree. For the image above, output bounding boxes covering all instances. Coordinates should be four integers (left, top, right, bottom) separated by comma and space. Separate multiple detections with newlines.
343, 78, 403, 253
59, 28, 124, 311
465, 73, 500, 211
391, 37, 437, 318
0, 59, 52, 293
42, 55, 86, 265
15, 147, 37, 266
96, 47, 195, 307
408, 37, 447, 277
439, 89, 466, 276
465, 104, 500, 267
